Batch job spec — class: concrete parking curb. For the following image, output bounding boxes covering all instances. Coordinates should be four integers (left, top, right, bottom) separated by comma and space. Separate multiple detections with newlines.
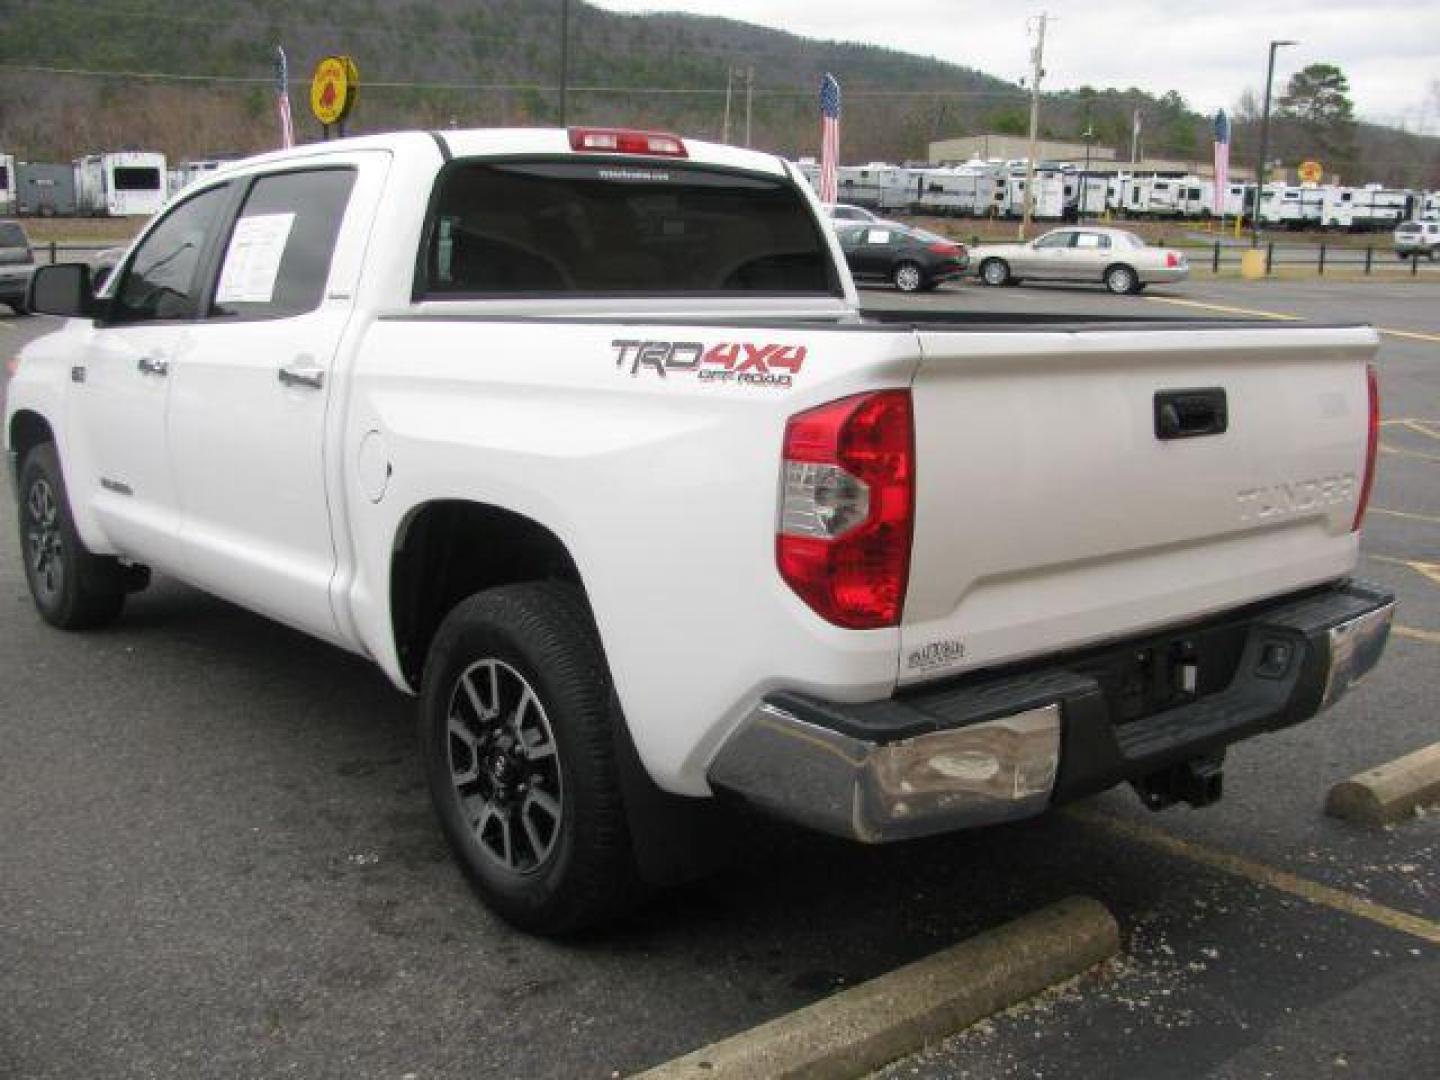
1325, 742, 1440, 826
632, 896, 1119, 1080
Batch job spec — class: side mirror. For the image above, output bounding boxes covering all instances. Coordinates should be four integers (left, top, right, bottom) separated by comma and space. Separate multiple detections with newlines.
27, 263, 97, 318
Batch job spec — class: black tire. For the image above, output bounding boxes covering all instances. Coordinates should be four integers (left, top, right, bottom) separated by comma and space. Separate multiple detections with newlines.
1105, 263, 1140, 295
892, 260, 925, 293
17, 442, 127, 630
979, 258, 1011, 287
420, 582, 642, 935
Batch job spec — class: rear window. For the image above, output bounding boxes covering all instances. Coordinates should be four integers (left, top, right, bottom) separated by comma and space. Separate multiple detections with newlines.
420, 159, 835, 297
0, 222, 27, 249
114, 167, 161, 191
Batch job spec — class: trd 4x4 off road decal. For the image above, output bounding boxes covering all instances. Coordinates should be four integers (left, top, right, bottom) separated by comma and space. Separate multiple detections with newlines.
611, 340, 807, 388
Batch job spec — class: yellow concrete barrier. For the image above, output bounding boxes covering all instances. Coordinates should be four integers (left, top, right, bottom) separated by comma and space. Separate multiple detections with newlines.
1240, 249, 1267, 279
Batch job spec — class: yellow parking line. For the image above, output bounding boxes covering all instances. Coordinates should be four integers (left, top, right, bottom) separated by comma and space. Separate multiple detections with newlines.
1068, 807, 1440, 946
1145, 296, 1301, 321
1379, 327, 1440, 344
1366, 553, 1440, 586
1145, 296, 1440, 343
1380, 442, 1440, 464
1371, 507, 1440, 526
1395, 625, 1440, 646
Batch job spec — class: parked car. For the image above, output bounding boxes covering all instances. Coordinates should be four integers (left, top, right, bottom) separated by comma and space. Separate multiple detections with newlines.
972, 227, 1188, 294
1393, 220, 1440, 259
8, 127, 1393, 935
0, 219, 36, 314
824, 202, 878, 224
836, 221, 968, 291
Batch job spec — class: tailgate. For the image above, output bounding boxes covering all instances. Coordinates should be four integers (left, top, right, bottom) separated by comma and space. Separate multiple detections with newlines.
899, 324, 1379, 686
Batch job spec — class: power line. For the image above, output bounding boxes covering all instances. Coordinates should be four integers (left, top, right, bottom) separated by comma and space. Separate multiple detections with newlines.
0, 61, 1030, 100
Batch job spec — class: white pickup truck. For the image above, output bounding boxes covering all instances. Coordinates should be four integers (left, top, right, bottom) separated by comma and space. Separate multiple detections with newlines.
7, 128, 1395, 934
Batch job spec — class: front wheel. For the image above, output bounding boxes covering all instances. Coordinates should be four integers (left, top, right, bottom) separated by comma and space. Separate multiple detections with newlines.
17, 443, 127, 629
420, 582, 642, 935
1105, 264, 1140, 295
892, 261, 924, 293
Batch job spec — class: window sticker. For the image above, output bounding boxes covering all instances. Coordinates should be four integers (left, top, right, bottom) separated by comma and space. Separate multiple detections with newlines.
216, 212, 296, 304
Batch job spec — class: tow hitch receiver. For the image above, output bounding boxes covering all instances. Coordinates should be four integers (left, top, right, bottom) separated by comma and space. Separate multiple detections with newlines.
1133, 752, 1226, 810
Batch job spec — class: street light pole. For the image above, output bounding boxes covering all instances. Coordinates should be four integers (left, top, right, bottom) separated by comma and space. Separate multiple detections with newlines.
1081, 122, 1094, 223
1251, 38, 1296, 247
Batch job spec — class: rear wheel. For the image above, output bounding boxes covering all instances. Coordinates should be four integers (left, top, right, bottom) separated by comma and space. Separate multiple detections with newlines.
17, 443, 127, 629
980, 258, 1011, 287
892, 261, 924, 293
1105, 264, 1140, 295
420, 582, 642, 935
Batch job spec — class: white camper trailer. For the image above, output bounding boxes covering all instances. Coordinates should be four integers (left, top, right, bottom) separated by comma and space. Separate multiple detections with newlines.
1350, 186, 1412, 231
74, 151, 168, 216
914, 165, 994, 216
1073, 173, 1110, 216
0, 153, 16, 215
835, 163, 915, 212
169, 159, 231, 196
1004, 169, 1067, 219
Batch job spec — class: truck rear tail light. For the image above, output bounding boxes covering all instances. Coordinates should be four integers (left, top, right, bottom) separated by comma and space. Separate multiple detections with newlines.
1352, 363, 1379, 531
1165, 252, 1181, 268
568, 128, 688, 157
777, 391, 914, 629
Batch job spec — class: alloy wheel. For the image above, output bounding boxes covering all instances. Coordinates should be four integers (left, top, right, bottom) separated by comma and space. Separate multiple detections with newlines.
24, 478, 64, 603
446, 659, 564, 875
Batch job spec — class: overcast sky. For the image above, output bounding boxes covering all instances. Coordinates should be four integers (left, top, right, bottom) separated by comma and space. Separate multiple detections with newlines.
592, 0, 1438, 128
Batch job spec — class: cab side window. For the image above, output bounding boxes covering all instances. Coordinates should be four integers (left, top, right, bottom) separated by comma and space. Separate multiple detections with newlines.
1035, 232, 1074, 249
212, 169, 356, 320
111, 185, 230, 323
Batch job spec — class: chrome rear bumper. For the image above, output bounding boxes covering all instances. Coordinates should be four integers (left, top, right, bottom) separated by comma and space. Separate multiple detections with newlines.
709, 581, 1395, 843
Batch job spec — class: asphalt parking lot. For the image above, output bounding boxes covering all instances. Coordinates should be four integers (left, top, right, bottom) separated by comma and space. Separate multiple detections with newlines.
2, 277, 1436, 1079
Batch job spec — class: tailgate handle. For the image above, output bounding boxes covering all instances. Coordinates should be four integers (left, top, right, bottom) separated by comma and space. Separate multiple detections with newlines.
1155, 388, 1227, 440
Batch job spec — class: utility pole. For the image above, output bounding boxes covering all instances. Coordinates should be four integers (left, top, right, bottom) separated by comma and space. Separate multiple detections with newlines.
1130, 107, 1141, 164
744, 65, 754, 147
1252, 39, 1297, 247
722, 67, 734, 143
1019, 13, 1048, 240
559, 0, 571, 126
1081, 122, 1094, 222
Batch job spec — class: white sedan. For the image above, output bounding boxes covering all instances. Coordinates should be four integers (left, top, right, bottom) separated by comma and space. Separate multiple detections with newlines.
971, 227, 1188, 294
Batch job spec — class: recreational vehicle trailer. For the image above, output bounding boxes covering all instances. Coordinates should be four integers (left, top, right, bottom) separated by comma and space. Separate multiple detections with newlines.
836, 163, 915, 212
74, 151, 167, 216
0, 154, 15, 216
15, 162, 77, 217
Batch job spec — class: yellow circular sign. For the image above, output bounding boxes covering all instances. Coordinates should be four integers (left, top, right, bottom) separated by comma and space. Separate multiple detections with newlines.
1298, 160, 1323, 184
310, 55, 359, 127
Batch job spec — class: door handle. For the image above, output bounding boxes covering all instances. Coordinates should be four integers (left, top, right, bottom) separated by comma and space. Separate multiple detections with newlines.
136, 355, 169, 377
278, 362, 325, 390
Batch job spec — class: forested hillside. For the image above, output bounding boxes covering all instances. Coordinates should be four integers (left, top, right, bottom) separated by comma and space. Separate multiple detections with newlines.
1, 0, 1435, 186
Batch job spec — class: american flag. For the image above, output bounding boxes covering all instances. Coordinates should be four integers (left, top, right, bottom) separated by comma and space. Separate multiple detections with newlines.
1212, 109, 1230, 217
818, 73, 841, 204
275, 46, 295, 149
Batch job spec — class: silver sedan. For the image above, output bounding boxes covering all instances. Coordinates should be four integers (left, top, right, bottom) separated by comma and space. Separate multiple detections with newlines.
971, 227, 1188, 294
